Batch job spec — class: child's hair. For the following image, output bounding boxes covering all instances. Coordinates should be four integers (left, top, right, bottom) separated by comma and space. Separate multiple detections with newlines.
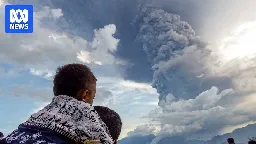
94, 106, 122, 140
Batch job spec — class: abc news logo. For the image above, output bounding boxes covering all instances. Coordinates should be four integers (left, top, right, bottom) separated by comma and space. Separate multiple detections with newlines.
5, 5, 33, 33
10, 9, 29, 29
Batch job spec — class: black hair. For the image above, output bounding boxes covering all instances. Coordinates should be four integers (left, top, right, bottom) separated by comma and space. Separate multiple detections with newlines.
248, 138, 256, 144
94, 106, 122, 140
228, 138, 235, 143
53, 63, 97, 98
0, 132, 3, 138
249, 140, 256, 144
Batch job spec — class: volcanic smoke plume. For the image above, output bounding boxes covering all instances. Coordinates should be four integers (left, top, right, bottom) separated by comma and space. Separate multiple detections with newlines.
132, 5, 215, 104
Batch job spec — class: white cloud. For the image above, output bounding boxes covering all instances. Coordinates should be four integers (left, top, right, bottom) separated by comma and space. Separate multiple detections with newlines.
145, 101, 158, 106
119, 114, 160, 139
120, 80, 154, 89
77, 51, 92, 64
217, 21, 256, 61
206, 21, 256, 94
77, 24, 120, 65
91, 24, 119, 53
127, 124, 156, 137
161, 87, 233, 112
97, 76, 158, 97
0, 3, 120, 78
30, 69, 53, 79
148, 87, 256, 139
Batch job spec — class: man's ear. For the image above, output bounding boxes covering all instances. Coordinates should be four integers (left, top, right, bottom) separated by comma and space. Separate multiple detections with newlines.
80, 89, 89, 101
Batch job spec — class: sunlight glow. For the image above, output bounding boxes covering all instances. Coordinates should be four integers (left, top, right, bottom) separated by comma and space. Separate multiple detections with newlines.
219, 21, 256, 61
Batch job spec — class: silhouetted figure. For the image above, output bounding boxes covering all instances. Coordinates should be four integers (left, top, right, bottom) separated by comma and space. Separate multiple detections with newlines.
0, 132, 3, 139
248, 140, 256, 144
227, 138, 235, 144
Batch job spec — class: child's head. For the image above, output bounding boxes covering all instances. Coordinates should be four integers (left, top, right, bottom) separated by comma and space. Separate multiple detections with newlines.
53, 63, 97, 104
94, 106, 122, 143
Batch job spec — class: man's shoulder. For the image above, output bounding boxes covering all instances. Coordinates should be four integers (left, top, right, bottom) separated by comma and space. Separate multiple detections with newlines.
2, 125, 69, 144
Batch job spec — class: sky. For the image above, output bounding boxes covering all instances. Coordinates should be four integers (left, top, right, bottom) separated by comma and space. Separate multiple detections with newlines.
1, 0, 256, 143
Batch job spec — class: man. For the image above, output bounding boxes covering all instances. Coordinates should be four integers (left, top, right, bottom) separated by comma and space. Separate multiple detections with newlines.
227, 138, 235, 144
94, 106, 122, 144
2, 64, 113, 144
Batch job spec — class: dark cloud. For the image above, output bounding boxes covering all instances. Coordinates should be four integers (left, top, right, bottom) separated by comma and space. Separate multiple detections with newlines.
131, 5, 234, 101
112, 0, 154, 83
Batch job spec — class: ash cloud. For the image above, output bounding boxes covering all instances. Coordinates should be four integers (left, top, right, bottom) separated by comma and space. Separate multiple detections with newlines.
132, 5, 232, 101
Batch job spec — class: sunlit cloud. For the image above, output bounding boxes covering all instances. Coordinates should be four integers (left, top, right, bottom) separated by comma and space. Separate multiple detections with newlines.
218, 21, 256, 62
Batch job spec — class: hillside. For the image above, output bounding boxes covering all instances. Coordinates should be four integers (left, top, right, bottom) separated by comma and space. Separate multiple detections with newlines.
119, 124, 256, 144
205, 123, 256, 144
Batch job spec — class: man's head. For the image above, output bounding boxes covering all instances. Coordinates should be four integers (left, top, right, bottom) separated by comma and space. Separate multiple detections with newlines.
53, 64, 97, 104
94, 106, 122, 144
227, 138, 235, 144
